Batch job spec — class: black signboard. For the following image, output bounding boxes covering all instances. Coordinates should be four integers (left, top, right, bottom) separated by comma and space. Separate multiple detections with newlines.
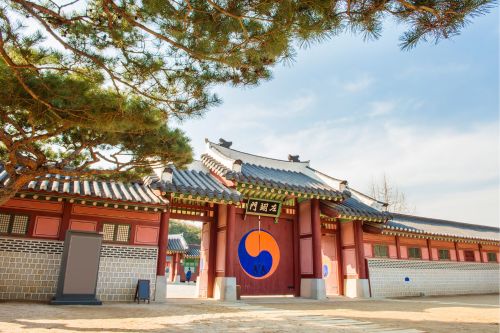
135, 279, 150, 303
245, 198, 282, 217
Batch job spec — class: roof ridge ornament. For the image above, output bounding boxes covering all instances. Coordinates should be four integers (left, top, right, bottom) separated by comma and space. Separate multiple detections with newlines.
219, 138, 232, 148
232, 159, 243, 173
288, 154, 300, 162
161, 165, 174, 183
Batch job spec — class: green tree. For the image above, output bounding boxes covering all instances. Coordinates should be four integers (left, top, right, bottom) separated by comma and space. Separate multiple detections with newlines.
169, 220, 201, 245
0, 0, 494, 202
0, 0, 493, 115
0, 61, 192, 203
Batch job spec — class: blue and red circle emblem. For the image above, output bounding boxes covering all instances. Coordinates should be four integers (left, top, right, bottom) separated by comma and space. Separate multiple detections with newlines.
238, 229, 280, 279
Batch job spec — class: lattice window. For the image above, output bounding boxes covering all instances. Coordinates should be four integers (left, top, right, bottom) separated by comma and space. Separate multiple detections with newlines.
116, 225, 130, 242
0, 213, 29, 235
464, 250, 475, 262
11, 215, 29, 234
102, 224, 115, 241
487, 252, 497, 262
408, 247, 422, 259
374, 244, 389, 258
102, 223, 130, 243
0, 213, 10, 233
438, 249, 450, 260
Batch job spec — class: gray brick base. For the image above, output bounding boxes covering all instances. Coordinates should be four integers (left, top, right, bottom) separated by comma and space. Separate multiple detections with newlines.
367, 258, 499, 298
0, 237, 158, 302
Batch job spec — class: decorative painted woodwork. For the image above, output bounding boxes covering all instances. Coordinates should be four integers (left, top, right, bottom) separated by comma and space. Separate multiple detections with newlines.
69, 219, 97, 232
388, 245, 398, 258
135, 226, 160, 246
299, 200, 312, 235
300, 238, 313, 274
33, 216, 61, 238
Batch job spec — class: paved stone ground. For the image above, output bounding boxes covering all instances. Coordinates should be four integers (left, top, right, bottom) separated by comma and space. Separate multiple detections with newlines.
0, 294, 498, 333
166, 282, 197, 299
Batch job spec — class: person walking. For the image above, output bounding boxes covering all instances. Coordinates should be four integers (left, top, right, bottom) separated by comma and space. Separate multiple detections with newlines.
186, 268, 192, 283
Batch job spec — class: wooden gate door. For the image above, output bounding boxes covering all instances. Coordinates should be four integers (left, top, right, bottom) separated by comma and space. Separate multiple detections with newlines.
235, 214, 295, 295
322, 234, 340, 295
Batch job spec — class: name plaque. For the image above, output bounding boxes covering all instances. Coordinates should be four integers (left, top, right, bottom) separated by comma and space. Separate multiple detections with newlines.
245, 198, 282, 218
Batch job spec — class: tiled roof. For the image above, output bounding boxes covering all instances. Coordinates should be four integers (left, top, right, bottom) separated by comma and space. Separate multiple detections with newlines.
186, 244, 201, 258
385, 213, 500, 242
167, 234, 188, 252
202, 141, 342, 199
154, 161, 241, 202
0, 165, 166, 205
321, 196, 390, 222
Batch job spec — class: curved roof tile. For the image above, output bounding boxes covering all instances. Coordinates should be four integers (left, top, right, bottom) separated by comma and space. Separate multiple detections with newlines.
0, 165, 166, 205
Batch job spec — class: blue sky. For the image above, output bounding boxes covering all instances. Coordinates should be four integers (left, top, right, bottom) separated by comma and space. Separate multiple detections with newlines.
176, 10, 499, 227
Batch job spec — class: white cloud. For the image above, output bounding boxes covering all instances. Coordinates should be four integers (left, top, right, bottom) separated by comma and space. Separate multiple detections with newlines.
369, 100, 396, 116
287, 92, 317, 113
411, 185, 499, 226
344, 76, 375, 93
257, 121, 499, 226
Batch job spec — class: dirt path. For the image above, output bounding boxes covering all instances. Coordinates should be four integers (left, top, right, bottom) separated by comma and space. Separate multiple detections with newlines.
0, 294, 498, 332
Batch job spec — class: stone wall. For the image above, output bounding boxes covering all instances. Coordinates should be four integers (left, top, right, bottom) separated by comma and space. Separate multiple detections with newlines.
367, 258, 499, 298
0, 238, 62, 301
0, 237, 158, 302
97, 245, 157, 301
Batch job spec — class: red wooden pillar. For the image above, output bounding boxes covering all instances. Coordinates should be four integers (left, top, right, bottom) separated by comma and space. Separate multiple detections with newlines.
168, 253, 176, 282
478, 243, 485, 263
395, 236, 401, 259
311, 199, 322, 279
293, 200, 301, 296
427, 239, 433, 261
454, 241, 460, 261
207, 206, 219, 297
225, 204, 236, 277
176, 254, 183, 280
353, 221, 367, 279
157, 210, 170, 276
336, 221, 344, 296
58, 200, 73, 241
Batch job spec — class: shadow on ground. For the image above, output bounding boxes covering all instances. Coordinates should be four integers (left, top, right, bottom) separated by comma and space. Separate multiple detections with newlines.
0, 294, 498, 333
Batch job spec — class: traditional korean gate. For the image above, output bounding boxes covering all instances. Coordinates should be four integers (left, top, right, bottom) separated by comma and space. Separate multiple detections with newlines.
234, 213, 295, 296
321, 234, 340, 295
